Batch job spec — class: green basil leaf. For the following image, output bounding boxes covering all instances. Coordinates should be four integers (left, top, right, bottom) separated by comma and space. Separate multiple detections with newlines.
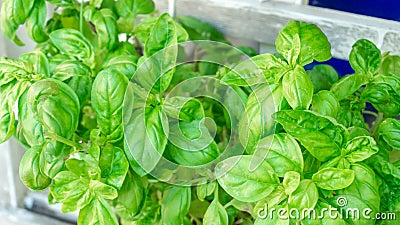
283, 171, 301, 195
66, 153, 101, 180
177, 16, 227, 42
0, 92, 15, 143
276, 20, 331, 66
362, 83, 400, 117
53, 60, 93, 106
16, 92, 45, 147
252, 133, 303, 176
116, 170, 147, 220
19, 51, 49, 77
288, 179, 318, 211
92, 68, 129, 142
78, 197, 119, 225
203, 199, 229, 225
311, 90, 339, 118
0, 0, 35, 45
196, 181, 216, 202
221, 53, 289, 86
39, 141, 70, 178
338, 163, 380, 212
51, 171, 94, 213
84, 7, 118, 51
165, 120, 219, 166
161, 186, 191, 225
282, 65, 313, 110
145, 13, 186, 57
306, 64, 339, 93
102, 55, 137, 80
379, 118, 400, 150
274, 110, 346, 162
124, 107, 169, 174
330, 73, 369, 101
381, 55, 400, 75
89, 180, 118, 200
312, 167, 355, 190
133, 17, 158, 43
343, 136, 379, 163
373, 74, 400, 96
239, 84, 286, 152
99, 145, 129, 189
216, 155, 280, 202
115, 0, 154, 18
163, 96, 205, 122
0, 57, 31, 77
19, 145, 51, 190
27, 79, 80, 138
26, 0, 48, 43
49, 28, 94, 61
349, 39, 381, 75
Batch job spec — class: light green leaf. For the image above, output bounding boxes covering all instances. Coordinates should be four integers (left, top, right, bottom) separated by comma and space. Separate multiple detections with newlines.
78, 197, 119, 225
343, 136, 379, 163
161, 186, 191, 225
288, 179, 318, 211
311, 90, 339, 118
282, 65, 313, 109
276, 20, 331, 66
283, 171, 301, 195
216, 155, 280, 202
252, 133, 303, 176
203, 199, 229, 225
312, 167, 355, 190
99, 145, 129, 189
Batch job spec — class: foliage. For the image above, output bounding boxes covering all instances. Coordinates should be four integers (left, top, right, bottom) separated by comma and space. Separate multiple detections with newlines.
0, 0, 399, 224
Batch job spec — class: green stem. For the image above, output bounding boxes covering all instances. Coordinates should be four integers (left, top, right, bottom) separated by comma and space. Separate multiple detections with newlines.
80, 0, 84, 33
363, 110, 379, 118
44, 132, 82, 149
371, 112, 384, 139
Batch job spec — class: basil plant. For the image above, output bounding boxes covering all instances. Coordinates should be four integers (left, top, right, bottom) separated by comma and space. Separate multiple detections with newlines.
0, 0, 399, 224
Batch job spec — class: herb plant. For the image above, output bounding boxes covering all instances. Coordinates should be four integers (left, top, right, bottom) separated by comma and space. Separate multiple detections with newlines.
0, 0, 399, 225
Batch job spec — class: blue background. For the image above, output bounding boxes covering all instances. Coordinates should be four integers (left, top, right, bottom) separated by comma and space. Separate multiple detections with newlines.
307, 0, 400, 76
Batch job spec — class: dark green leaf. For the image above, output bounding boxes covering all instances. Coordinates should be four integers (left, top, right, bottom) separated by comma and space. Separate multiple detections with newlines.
379, 118, 400, 150
274, 110, 346, 162
349, 39, 381, 75
306, 64, 339, 93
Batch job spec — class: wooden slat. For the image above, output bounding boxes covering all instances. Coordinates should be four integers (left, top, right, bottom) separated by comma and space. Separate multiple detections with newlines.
175, 0, 400, 59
